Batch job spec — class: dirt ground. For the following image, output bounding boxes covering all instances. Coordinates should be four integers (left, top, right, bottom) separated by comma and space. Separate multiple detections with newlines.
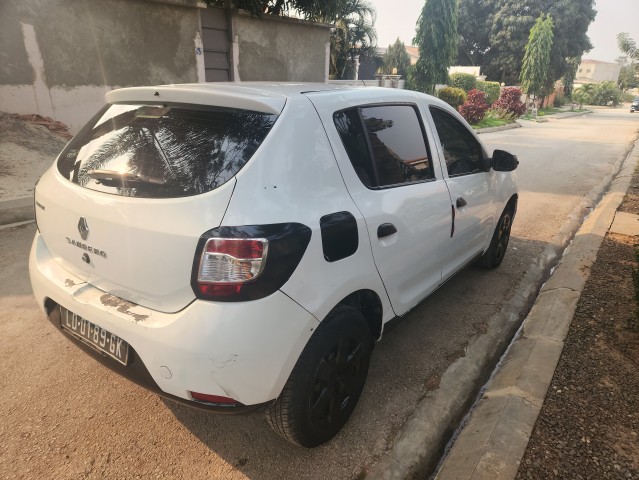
0, 113, 68, 200
516, 172, 639, 479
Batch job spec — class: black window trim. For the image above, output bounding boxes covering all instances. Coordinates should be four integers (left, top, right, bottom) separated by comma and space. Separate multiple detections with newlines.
428, 105, 489, 178
333, 102, 438, 190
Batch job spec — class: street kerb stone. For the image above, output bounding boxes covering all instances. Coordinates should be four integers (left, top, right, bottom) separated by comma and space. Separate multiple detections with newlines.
0, 197, 34, 226
610, 211, 639, 236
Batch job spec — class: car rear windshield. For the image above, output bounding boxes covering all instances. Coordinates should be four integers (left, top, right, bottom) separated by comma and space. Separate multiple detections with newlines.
57, 103, 278, 198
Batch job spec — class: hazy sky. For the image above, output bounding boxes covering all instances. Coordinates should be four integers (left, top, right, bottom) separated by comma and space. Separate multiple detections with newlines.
370, 0, 639, 63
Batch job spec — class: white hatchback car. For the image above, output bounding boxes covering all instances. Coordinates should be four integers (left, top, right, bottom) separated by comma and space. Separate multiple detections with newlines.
30, 83, 518, 447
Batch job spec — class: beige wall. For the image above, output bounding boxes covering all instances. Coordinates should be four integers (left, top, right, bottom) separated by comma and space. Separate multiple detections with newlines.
0, 0, 205, 133
232, 11, 331, 82
576, 61, 622, 84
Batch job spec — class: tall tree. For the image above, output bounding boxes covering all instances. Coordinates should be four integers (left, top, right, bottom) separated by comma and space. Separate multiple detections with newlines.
520, 14, 554, 107
617, 33, 639, 91
413, 0, 459, 94
455, 0, 492, 66
617, 33, 638, 62
482, 0, 595, 85
382, 38, 411, 76
562, 56, 580, 96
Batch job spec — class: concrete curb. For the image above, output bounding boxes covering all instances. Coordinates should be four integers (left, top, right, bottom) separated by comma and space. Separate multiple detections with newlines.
475, 123, 522, 135
545, 110, 593, 120
0, 197, 34, 226
434, 138, 639, 480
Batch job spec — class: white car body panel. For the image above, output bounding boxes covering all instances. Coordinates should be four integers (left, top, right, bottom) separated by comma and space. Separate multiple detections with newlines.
34, 163, 236, 313
222, 94, 394, 324
30, 233, 317, 405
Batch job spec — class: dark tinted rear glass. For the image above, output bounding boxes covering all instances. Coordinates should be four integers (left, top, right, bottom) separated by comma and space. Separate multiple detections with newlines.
57, 104, 277, 198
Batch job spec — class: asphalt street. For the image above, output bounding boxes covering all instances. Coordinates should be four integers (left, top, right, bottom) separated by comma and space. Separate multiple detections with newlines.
1, 108, 637, 479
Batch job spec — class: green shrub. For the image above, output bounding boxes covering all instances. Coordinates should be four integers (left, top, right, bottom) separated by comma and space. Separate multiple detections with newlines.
591, 81, 622, 106
449, 73, 477, 92
572, 86, 593, 108
553, 94, 567, 107
436, 87, 467, 109
459, 89, 489, 124
476, 81, 501, 105
622, 91, 635, 103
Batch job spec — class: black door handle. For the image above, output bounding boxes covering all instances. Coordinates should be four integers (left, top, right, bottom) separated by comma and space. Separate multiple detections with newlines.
456, 197, 467, 208
377, 223, 397, 238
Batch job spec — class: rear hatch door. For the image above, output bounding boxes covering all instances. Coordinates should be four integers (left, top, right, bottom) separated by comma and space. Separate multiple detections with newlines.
35, 87, 283, 312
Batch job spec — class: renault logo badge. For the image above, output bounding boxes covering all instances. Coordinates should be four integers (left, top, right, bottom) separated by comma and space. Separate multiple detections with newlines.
78, 217, 89, 240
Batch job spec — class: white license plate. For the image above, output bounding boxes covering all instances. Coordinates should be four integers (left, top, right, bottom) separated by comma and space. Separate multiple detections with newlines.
60, 307, 129, 365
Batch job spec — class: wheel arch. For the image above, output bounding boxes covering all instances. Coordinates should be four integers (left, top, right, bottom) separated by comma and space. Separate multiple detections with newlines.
327, 289, 384, 342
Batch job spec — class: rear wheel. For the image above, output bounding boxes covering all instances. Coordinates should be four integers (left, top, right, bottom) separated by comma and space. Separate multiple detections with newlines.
477, 207, 514, 269
266, 306, 372, 447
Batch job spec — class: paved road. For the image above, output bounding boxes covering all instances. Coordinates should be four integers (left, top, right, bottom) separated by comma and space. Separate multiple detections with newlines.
1, 109, 637, 480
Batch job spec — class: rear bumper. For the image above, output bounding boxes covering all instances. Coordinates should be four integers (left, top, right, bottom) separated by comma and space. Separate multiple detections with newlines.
46, 303, 266, 413
30, 233, 318, 410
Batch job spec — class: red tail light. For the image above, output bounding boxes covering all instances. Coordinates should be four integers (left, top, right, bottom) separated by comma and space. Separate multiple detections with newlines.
191, 223, 312, 302
196, 238, 268, 298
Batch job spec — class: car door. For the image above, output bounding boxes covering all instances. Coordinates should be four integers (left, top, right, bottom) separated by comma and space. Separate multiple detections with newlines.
331, 104, 452, 316
427, 106, 497, 279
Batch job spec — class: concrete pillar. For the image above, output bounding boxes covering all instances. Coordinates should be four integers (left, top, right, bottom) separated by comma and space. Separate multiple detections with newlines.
21, 23, 55, 119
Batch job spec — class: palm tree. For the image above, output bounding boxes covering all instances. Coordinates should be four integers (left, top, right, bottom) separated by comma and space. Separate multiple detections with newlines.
324, 0, 377, 80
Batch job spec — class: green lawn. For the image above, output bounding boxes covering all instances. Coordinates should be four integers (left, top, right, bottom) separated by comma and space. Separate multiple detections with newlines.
471, 118, 514, 129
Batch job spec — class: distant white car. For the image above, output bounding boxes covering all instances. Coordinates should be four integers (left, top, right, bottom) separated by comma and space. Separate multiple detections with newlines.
29, 82, 518, 447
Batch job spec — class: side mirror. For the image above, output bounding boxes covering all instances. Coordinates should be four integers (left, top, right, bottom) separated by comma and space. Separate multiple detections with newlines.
492, 149, 519, 172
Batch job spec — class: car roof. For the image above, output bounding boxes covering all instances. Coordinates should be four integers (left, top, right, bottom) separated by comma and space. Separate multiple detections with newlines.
106, 82, 440, 116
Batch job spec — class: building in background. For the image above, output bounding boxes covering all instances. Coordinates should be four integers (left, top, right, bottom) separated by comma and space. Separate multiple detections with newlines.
575, 59, 622, 85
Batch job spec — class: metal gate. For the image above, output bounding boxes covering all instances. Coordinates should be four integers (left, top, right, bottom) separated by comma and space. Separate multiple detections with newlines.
200, 7, 231, 82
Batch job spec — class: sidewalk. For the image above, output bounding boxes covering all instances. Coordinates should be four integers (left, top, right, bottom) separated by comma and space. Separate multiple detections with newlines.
435, 139, 639, 479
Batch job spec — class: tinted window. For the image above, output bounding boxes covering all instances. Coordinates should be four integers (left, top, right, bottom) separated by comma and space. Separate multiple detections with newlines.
429, 107, 484, 177
333, 109, 376, 187
57, 104, 277, 198
334, 105, 434, 188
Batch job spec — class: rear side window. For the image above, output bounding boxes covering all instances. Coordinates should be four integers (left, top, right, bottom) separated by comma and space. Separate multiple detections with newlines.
334, 105, 434, 188
57, 104, 277, 198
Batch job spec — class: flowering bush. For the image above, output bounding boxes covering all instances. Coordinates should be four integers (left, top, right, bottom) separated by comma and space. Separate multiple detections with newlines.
459, 89, 489, 124
492, 87, 526, 117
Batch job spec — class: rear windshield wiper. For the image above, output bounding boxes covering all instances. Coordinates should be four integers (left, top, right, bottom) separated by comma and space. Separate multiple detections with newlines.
87, 170, 167, 187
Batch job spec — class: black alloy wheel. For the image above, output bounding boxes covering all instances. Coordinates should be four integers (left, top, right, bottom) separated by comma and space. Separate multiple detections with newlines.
477, 206, 515, 269
266, 306, 372, 447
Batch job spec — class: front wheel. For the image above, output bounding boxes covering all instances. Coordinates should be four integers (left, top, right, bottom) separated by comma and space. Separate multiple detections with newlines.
477, 207, 514, 269
266, 306, 372, 447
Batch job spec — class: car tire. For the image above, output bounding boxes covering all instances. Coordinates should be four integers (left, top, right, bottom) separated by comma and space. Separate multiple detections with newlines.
266, 305, 372, 447
477, 206, 514, 269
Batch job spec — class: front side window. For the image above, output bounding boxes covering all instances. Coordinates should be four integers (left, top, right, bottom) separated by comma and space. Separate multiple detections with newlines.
334, 105, 434, 188
429, 107, 485, 177
57, 103, 277, 198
